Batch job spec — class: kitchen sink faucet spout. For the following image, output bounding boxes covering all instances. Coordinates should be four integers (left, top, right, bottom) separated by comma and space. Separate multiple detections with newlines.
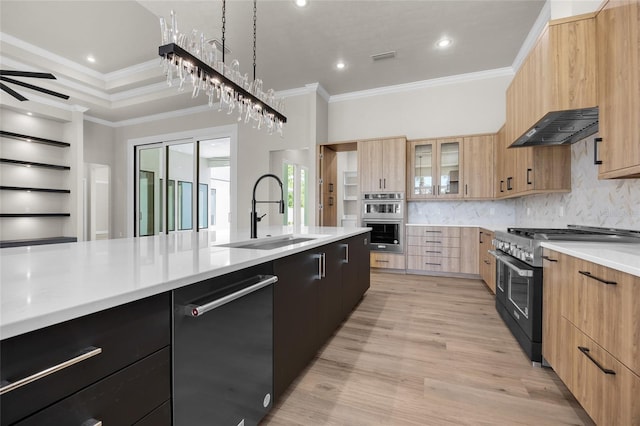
251, 173, 285, 239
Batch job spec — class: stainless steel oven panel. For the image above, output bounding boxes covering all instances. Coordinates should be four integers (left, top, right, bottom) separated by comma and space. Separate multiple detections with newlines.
363, 192, 404, 200
363, 219, 403, 253
363, 202, 403, 217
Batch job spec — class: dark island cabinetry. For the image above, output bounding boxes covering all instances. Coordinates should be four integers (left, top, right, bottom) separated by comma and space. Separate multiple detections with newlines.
273, 232, 370, 401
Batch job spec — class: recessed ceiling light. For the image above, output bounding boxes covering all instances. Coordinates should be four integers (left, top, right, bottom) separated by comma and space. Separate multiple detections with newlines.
336, 61, 346, 70
295, 0, 308, 7
86, 55, 96, 63
436, 38, 453, 49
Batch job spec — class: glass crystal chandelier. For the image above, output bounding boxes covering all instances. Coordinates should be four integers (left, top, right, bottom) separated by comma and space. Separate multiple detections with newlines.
158, 0, 286, 135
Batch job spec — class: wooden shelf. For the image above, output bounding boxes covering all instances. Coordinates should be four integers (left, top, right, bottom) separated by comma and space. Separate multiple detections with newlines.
0, 130, 70, 148
0, 158, 70, 171
0, 213, 70, 217
0, 186, 70, 193
0, 236, 77, 248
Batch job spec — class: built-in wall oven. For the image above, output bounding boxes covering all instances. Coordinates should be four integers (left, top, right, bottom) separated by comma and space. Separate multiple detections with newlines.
362, 193, 404, 253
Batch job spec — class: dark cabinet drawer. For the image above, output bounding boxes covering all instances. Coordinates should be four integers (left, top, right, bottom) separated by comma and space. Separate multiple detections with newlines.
15, 347, 171, 426
1, 293, 170, 424
135, 400, 171, 426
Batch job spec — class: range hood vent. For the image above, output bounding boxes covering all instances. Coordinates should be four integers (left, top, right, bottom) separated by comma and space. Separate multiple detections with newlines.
510, 107, 599, 147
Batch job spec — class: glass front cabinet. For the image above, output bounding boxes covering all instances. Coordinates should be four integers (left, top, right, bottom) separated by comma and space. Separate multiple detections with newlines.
407, 138, 462, 199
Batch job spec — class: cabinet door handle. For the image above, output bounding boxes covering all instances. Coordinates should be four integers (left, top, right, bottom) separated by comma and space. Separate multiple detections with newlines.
484, 260, 491, 265
344, 244, 349, 263
479, 231, 484, 244
0, 346, 102, 395
465, 184, 468, 195
81, 420, 103, 426
542, 255, 558, 263
507, 177, 513, 191
187, 275, 278, 317
578, 346, 615, 375
526, 168, 532, 185
379, 178, 382, 189
594, 137, 603, 165
578, 270, 617, 285
322, 253, 326, 278
383, 178, 386, 189
500, 180, 504, 193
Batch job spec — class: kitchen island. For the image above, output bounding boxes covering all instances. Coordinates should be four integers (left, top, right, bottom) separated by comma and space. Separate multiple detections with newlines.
0, 226, 370, 425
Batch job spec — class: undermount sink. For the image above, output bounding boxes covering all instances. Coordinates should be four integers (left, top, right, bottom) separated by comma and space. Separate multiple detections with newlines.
217, 235, 318, 250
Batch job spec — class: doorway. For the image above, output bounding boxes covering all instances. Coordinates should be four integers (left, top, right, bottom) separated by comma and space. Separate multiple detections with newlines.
134, 137, 232, 237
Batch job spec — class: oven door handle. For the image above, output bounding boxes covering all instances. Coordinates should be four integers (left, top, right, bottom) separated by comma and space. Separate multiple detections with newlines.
489, 250, 533, 277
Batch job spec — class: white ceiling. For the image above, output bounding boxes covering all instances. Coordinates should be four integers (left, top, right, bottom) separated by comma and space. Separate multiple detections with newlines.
0, 0, 545, 123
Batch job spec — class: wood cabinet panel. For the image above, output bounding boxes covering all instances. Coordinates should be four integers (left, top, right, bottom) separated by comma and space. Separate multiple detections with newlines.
478, 229, 495, 292
342, 233, 371, 317
370, 252, 405, 269
358, 137, 406, 192
459, 227, 479, 274
597, 0, 640, 178
407, 255, 460, 273
406, 236, 461, 249
406, 226, 461, 238
462, 135, 494, 199
568, 259, 640, 374
565, 319, 640, 426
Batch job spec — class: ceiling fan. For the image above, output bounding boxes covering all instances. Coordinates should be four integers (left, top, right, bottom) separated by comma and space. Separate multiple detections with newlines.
0, 70, 69, 101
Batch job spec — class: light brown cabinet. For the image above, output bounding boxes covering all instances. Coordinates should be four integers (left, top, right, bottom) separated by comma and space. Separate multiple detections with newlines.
542, 248, 640, 425
407, 226, 478, 275
358, 137, 406, 192
478, 229, 495, 293
596, 0, 640, 178
407, 138, 462, 200
462, 135, 494, 199
370, 252, 405, 270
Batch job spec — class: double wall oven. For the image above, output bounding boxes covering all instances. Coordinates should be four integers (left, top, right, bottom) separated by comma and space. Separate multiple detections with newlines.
362, 193, 404, 253
491, 225, 640, 366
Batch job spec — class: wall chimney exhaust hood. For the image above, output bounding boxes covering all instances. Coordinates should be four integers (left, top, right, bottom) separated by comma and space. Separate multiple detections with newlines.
510, 106, 599, 147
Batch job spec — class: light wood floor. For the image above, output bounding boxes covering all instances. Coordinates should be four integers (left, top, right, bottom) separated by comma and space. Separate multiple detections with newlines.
262, 272, 594, 426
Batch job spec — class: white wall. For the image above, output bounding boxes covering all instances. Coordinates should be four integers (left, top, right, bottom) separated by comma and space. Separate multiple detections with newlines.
328, 72, 512, 142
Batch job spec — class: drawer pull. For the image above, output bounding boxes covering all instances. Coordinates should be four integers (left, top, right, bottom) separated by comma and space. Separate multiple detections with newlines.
425, 250, 441, 254
542, 255, 558, 263
425, 240, 441, 244
187, 275, 278, 317
484, 260, 491, 265
425, 262, 441, 266
578, 270, 617, 285
375, 260, 389, 263
578, 346, 616, 375
81, 420, 103, 426
0, 346, 102, 395
424, 230, 442, 233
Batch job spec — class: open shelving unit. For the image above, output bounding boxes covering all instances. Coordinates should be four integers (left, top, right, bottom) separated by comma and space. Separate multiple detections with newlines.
1, 123, 75, 248
342, 170, 358, 227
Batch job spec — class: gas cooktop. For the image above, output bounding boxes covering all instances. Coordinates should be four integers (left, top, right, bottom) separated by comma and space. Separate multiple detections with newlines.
507, 225, 640, 241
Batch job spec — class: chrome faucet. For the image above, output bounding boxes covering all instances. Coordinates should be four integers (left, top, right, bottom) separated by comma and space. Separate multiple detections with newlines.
251, 174, 285, 239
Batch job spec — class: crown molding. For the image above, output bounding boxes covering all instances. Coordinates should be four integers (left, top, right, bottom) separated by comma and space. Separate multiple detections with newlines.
511, 0, 551, 72
329, 67, 514, 103
85, 103, 215, 128
104, 59, 160, 82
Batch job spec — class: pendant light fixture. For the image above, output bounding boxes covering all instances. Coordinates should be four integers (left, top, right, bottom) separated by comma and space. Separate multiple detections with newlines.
158, 0, 286, 135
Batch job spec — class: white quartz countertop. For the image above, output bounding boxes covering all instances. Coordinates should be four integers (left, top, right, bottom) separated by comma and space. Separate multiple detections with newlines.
540, 241, 640, 277
0, 226, 369, 340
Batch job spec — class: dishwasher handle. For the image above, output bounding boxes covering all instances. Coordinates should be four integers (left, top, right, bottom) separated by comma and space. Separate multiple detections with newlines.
186, 274, 278, 317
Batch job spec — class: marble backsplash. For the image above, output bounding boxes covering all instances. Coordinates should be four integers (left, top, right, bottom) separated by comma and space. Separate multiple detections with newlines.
408, 200, 516, 227
515, 136, 640, 230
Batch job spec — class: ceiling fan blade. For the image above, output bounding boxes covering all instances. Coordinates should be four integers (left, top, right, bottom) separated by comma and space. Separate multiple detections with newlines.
0, 70, 56, 79
0, 82, 28, 101
0, 76, 69, 100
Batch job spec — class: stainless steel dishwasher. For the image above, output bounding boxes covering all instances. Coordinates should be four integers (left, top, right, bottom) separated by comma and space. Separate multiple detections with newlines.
173, 262, 276, 426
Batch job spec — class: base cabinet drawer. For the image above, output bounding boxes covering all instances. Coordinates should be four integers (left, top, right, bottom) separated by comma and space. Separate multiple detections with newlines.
564, 320, 640, 426
15, 348, 171, 426
407, 255, 460, 272
0, 293, 171, 425
370, 252, 405, 269
406, 226, 461, 238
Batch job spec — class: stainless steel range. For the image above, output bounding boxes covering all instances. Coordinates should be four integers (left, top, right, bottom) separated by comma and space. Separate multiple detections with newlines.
491, 225, 640, 365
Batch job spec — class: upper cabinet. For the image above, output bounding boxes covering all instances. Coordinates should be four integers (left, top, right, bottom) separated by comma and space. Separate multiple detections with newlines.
407, 138, 462, 200
596, 0, 640, 178
462, 134, 494, 199
506, 15, 598, 146
358, 137, 406, 193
